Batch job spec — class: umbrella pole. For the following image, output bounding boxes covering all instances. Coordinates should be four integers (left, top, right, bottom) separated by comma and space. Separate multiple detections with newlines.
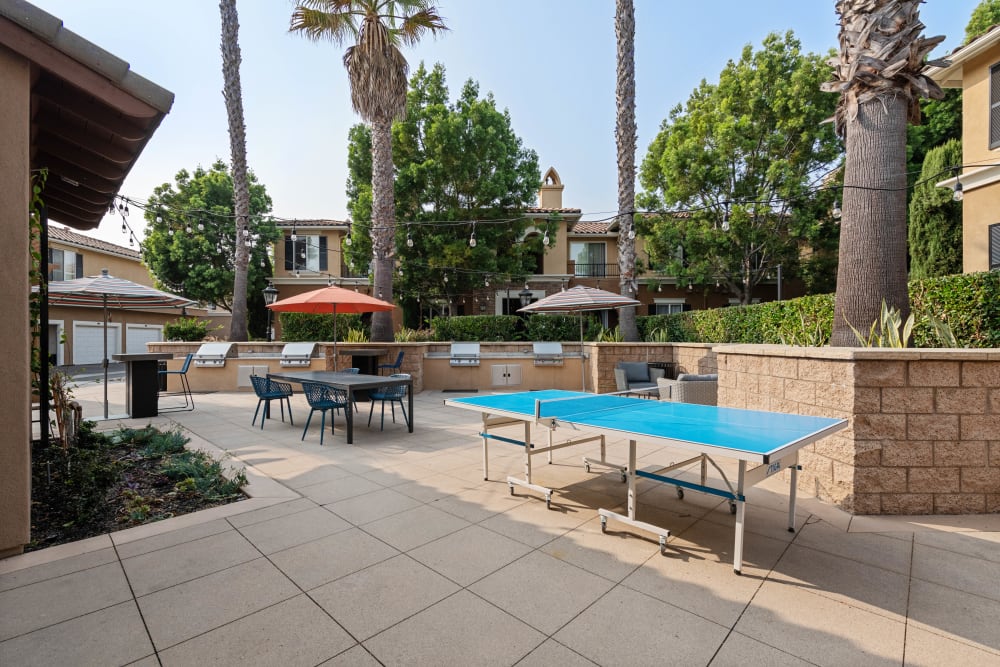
103, 295, 109, 419
333, 304, 338, 371
580, 313, 585, 392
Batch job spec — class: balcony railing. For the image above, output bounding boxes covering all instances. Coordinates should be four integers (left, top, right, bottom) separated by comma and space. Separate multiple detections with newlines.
569, 262, 620, 278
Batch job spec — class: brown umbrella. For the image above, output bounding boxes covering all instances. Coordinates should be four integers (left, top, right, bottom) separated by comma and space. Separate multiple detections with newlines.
266, 285, 395, 370
519, 285, 640, 391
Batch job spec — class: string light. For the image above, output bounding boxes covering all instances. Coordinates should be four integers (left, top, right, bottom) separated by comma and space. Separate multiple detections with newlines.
543, 229, 550, 246
469, 223, 477, 248
406, 231, 414, 248
952, 170, 964, 202
832, 200, 842, 219
197, 221, 205, 231
721, 200, 731, 232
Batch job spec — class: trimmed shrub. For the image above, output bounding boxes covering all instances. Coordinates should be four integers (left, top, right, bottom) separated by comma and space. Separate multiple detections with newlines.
164, 317, 218, 342
279, 312, 364, 342
431, 315, 523, 341
638, 272, 1000, 348
525, 314, 601, 341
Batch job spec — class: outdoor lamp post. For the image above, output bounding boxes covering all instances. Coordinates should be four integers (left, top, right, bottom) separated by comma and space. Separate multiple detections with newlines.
519, 286, 533, 308
262, 282, 278, 341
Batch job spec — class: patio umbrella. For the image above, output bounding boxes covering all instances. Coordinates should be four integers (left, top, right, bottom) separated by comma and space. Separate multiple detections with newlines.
266, 285, 395, 370
518, 285, 640, 391
36, 269, 196, 418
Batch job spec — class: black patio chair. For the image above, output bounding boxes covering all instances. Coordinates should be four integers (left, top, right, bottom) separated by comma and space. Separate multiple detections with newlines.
159, 353, 194, 411
377, 350, 404, 375
368, 373, 410, 431
250, 375, 294, 429
300, 381, 349, 446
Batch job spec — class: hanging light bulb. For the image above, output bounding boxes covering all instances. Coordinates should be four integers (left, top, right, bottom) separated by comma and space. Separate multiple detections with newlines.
484, 277, 490, 287
156, 215, 163, 224
168, 228, 174, 236
832, 200, 842, 219
290, 231, 297, 242
108, 201, 116, 215
123, 203, 129, 217
198, 221, 205, 231
260, 258, 265, 268
328, 276, 334, 287
398, 267, 404, 277
469, 231, 477, 248
406, 233, 414, 248
443, 274, 448, 283
627, 228, 636, 240
129, 235, 134, 247
294, 270, 300, 278
121, 221, 127, 234
543, 230, 550, 246
185, 222, 192, 234
242, 227, 249, 237
345, 233, 352, 246
953, 178, 964, 202
378, 291, 383, 299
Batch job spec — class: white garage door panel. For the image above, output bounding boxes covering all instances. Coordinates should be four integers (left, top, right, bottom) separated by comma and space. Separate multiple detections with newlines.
126, 325, 162, 354
74, 323, 120, 364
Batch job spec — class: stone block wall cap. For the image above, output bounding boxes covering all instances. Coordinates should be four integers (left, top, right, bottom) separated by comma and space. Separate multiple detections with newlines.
717, 345, 1000, 361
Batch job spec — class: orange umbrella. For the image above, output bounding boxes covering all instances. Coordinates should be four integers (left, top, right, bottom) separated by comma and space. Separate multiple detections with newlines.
266, 285, 395, 370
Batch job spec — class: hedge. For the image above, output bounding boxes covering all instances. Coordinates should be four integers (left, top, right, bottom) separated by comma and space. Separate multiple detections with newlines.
646, 271, 1000, 348
279, 312, 365, 342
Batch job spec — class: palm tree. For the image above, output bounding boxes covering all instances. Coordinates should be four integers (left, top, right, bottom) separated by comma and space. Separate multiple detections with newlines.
615, 0, 639, 341
290, 0, 446, 342
822, 0, 945, 346
220, 0, 251, 341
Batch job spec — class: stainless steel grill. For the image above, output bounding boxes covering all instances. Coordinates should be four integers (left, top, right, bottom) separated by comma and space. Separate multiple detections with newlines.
193, 342, 233, 367
532, 342, 564, 366
449, 342, 481, 367
279, 342, 316, 367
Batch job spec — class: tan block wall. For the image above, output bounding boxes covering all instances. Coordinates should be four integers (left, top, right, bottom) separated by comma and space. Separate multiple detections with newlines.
719, 345, 1000, 515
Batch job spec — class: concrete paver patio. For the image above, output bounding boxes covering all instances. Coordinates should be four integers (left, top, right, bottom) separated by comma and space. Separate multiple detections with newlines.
4, 379, 1000, 666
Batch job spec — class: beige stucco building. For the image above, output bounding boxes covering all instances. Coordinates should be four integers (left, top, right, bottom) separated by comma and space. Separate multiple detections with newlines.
1, 0, 172, 556
927, 25, 1000, 273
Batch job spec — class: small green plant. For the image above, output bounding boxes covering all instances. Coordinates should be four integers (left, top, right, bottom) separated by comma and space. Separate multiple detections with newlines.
598, 326, 624, 342
121, 489, 151, 522
645, 327, 672, 343
164, 317, 220, 342
161, 450, 247, 500
395, 327, 432, 342
848, 301, 915, 348
343, 327, 369, 343
927, 314, 960, 347
778, 310, 831, 347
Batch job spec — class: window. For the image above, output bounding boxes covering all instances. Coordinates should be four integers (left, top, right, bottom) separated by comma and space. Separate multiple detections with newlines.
990, 223, 1000, 271
48, 248, 82, 281
991, 63, 1000, 149
652, 299, 688, 315
570, 242, 606, 276
284, 235, 327, 272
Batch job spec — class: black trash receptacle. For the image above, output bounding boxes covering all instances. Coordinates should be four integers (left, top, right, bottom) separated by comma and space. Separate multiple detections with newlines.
158, 361, 168, 391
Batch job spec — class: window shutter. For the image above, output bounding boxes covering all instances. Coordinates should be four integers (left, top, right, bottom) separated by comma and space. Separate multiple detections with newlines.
319, 236, 328, 271
990, 224, 1000, 271
76, 253, 83, 278
284, 236, 293, 270
991, 64, 1000, 149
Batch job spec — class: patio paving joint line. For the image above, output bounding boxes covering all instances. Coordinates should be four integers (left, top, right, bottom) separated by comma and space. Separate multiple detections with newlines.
110, 540, 161, 664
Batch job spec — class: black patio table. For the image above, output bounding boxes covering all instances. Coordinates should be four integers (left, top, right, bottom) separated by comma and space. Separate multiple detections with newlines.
266, 370, 413, 444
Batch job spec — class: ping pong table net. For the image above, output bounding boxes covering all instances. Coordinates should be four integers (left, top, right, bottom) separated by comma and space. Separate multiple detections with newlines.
533, 393, 661, 421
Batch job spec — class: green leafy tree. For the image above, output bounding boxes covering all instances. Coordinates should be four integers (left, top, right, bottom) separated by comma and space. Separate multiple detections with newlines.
290, 0, 447, 342
909, 138, 963, 278
142, 161, 278, 338
823, 1, 945, 346
345, 63, 542, 322
965, 0, 1000, 43
906, 89, 962, 193
637, 31, 841, 304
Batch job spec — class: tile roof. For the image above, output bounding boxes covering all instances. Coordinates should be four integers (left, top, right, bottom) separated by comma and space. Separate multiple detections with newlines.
524, 207, 582, 215
569, 221, 613, 234
48, 225, 141, 260
276, 219, 350, 229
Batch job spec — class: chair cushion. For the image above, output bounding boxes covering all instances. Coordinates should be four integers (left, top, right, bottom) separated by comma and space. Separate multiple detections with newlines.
677, 373, 718, 382
619, 362, 649, 383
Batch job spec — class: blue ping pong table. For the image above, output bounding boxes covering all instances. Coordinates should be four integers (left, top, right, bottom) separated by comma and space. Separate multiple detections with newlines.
445, 390, 847, 574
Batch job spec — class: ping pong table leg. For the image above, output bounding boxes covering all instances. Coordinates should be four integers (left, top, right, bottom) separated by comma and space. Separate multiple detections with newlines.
733, 461, 747, 575
627, 439, 637, 520
523, 421, 532, 484
481, 415, 489, 481
788, 455, 798, 533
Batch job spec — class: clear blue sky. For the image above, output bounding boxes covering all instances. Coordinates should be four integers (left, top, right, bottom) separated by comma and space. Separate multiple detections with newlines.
36, 0, 979, 245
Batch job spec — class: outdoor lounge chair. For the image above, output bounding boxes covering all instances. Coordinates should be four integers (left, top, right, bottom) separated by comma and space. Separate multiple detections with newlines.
368, 373, 410, 430
614, 361, 666, 393
300, 381, 349, 446
250, 375, 294, 429
657, 374, 718, 406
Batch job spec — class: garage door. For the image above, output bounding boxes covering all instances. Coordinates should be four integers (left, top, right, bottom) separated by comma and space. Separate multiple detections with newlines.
73, 323, 120, 365
126, 324, 163, 354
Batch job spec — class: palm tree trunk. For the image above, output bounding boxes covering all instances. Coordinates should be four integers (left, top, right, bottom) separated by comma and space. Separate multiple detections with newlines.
370, 118, 395, 342
220, 0, 250, 342
615, 0, 639, 341
830, 96, 910, 345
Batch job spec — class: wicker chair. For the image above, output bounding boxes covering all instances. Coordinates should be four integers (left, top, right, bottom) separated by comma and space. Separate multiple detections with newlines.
368, 373, 410, 430
614, 361, 666, 393
300, 381, 349, 446
656, 374, 718, 406
249, 375, 294, 429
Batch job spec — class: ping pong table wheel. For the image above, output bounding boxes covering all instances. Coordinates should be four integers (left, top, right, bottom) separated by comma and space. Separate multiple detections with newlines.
546, 494, 552, 509
676, 487, 684, 499
600, 516, 607, 533
729, 501, 737, 515
620, 471, 627, 483
584, 461, 591, 473
508, 483, 514, 496
659, 535, 667, 554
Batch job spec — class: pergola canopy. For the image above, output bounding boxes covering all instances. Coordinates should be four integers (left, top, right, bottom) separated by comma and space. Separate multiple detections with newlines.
0, 0, 174, 229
